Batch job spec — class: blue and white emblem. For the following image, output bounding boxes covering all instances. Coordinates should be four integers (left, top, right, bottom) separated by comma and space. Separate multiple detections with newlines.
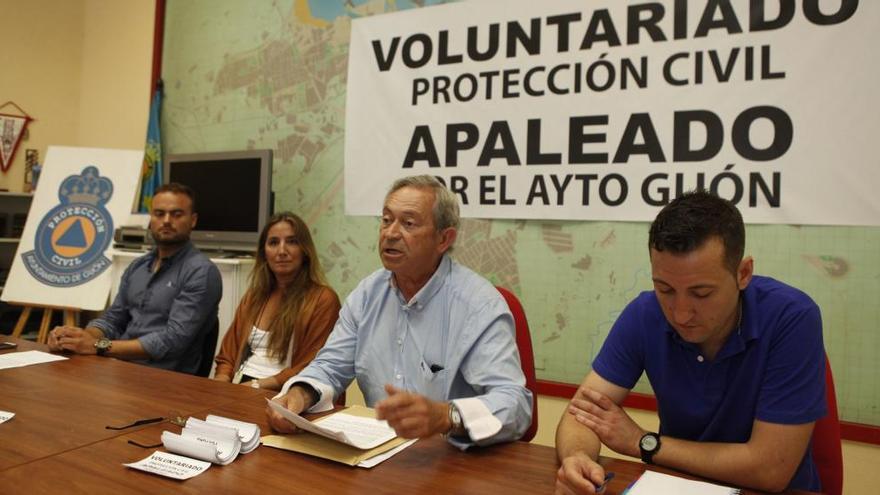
22, 166, 114, 287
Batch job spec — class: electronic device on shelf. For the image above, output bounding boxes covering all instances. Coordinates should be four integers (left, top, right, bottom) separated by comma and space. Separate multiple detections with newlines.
164, 149, 273, 254
113, 226, 152, 251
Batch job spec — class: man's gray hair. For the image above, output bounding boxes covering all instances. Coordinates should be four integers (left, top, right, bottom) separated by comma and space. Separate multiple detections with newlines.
387, 175, 460, 231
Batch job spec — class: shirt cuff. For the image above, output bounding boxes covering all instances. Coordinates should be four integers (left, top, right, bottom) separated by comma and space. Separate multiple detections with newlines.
275, 377, 335, 413
87, 320, 116, 340
452, 397, 502, 442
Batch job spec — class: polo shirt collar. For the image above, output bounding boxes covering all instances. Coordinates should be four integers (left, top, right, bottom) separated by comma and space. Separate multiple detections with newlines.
665, 287, 761, 360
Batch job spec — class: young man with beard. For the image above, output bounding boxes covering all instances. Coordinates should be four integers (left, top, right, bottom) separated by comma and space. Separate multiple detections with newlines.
49, 183, 222, 375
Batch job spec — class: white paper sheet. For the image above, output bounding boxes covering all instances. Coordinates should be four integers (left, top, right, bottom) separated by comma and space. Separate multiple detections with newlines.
356, 439, 417, 468
628, 471, 739, 495
0, 350, 67, 370
266, 399, 397, 450
124, 451, 211, 480
0, 410, 15, 424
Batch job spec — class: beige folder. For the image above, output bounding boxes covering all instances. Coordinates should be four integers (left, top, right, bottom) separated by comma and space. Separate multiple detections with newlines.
261, 405, 410, 466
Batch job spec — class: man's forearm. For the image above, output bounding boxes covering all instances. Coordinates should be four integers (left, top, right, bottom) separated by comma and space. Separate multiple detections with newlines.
84, 327, 104, 338
556, 409, 602, 462
652, 436, 798, 493
105, 339, 151, 360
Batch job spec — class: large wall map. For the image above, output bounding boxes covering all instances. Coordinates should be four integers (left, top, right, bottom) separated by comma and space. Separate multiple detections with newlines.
162, 0, 879, 427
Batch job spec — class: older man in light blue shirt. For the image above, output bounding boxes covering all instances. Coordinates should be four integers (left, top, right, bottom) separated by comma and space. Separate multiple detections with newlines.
266, 175, 532, 447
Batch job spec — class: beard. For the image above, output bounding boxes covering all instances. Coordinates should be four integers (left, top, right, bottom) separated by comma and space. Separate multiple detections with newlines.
151, 228, 190, 247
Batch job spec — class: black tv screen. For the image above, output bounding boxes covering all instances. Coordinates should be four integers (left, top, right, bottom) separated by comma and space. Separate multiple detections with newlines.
164, 149, 272, 252
169, 158, 261, 231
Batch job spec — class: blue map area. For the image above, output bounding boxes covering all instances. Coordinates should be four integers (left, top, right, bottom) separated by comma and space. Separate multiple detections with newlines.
307, 0, 448, 21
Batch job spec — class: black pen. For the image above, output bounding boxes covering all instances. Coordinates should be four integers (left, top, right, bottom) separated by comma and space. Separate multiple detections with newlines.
597, 472, 615, 493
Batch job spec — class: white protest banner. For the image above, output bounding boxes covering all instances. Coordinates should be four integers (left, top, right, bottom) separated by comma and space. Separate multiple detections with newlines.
345, 0, 880, 226
2, 146, 142, 310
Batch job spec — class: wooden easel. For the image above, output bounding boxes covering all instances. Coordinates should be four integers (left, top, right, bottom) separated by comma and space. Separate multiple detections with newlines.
10, 303, 80, 344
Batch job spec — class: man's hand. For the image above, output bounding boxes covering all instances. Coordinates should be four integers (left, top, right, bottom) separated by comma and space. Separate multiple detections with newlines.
568, 388, 644, 458
555, 452, 607, 495
49, 326, 98, 355
265, 385, 313, 433
375, 384, 450, 439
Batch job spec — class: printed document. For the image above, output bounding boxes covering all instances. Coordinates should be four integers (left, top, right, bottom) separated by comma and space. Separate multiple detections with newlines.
266, 399, 396, 449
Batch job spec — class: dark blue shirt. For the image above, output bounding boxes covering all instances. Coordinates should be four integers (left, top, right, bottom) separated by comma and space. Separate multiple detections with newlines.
88, 242, 222, 374
592, 276, 827, 492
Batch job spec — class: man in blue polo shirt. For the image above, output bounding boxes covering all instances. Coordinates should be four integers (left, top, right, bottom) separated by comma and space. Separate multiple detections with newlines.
555, 191, 826, 494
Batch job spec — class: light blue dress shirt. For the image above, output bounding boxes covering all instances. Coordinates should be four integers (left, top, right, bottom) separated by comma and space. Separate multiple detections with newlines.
287, 255, 533, 448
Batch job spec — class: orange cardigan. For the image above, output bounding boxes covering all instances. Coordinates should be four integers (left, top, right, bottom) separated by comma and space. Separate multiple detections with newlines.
214, 285, 341, 385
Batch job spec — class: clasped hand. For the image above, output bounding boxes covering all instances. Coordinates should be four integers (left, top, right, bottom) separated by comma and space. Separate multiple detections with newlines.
47, 326, 98, 354
568, 387, 644, 458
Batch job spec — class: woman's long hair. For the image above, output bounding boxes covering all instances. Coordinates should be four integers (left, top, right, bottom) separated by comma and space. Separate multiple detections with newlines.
244, 212, 328, 362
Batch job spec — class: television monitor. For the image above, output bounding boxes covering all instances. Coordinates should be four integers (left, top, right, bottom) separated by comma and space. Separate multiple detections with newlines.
164, 149, 273, 253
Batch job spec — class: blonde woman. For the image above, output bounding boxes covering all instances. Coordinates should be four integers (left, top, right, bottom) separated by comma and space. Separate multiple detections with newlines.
214, 212, 340, 390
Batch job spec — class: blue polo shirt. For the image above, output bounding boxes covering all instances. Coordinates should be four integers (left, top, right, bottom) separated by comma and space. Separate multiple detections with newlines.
592, 276, 827, 492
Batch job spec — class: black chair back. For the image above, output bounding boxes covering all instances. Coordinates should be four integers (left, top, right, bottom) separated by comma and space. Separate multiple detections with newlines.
195, 316, 219, 377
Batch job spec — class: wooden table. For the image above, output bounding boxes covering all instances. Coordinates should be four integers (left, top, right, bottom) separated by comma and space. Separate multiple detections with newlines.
0, 338, 819, 494
0, 338, 262, 471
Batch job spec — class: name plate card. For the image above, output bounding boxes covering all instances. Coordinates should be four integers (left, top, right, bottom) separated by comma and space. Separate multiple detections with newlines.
124, 451, 211, 480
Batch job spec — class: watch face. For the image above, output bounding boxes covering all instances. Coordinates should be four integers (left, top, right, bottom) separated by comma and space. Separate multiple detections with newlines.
641, 435, 658, 451
451, 407, 461, 424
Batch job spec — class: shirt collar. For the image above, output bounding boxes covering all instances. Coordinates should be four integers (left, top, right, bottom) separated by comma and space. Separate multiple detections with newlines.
664, 287, 760, 359
146, 241, 194, 266
388, 254, 451, 309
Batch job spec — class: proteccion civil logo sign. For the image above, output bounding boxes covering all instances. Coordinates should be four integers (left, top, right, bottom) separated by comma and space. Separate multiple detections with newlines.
21, 166, 115, 287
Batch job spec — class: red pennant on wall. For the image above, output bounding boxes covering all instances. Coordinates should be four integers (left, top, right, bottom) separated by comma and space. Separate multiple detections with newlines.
0, 101, 34, 173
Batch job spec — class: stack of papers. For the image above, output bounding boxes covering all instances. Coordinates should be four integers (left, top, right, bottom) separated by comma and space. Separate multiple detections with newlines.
160, 415, 260, 465
262, 402, 415, 467
627, 471, 741, 495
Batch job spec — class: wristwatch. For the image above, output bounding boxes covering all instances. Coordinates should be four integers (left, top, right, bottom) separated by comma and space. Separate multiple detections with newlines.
94, 338, 112, 356
639, 432, 661, 464
446, 402, 465, 437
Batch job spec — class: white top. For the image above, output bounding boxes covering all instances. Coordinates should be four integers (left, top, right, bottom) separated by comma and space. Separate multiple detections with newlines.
238, 326, 286, 379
